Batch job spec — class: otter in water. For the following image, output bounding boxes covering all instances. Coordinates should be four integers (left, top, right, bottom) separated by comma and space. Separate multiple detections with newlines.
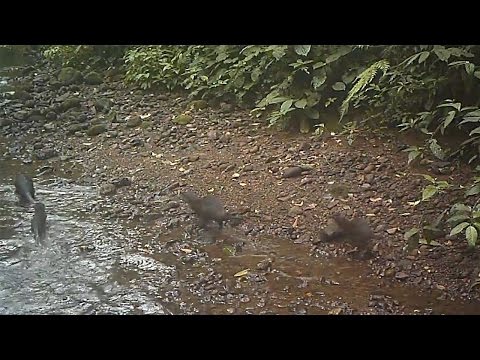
180, 191, 240, 229
320, 213, 374, 258
14, 174, 35, 205
31, 202, 47, 243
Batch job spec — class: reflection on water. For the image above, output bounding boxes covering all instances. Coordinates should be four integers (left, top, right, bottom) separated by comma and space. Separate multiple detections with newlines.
0, 170, 175, 314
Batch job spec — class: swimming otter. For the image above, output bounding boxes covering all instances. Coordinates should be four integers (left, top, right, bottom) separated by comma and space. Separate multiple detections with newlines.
14, 174, 35, 205
180, 191, 240, 229
31, 202, 47, 243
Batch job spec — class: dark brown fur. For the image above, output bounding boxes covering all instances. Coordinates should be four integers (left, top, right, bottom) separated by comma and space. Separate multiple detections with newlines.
180, 191, 239, 229
320, 214, 374, 257
14, 174, 35, 205
31, 202, 47, 243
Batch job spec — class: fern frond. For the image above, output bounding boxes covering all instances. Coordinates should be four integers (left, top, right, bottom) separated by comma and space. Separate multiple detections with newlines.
340, 59, 390, 121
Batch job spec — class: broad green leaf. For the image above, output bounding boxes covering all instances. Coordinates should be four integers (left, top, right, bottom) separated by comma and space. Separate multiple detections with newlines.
295, 99, 307, 109
459, 117, 480, 125
470, 155, 479, 164
403, 146, 420, 152
268, 96, 289, 105
418, 51, 430, 64
469, 127, 480, 136
406, 53, 420, 66
404, 227, 420, 240
251, 68, 261, 82
280, 99, 293, 113
447, 214, 471, 224
436, 180, 450, 189
332, 82, 346, 91
429, 139, 445, 160
433, 46, 450, 62
474, 70, 480, 79
325, 47, 352, 64
442, 111, 456, 132
408, 150, 421, 164
294, 45, 311, 57
450, 221, 470, 236
312, 70, 327, 90
421, 174, 436, 183
449, 60, 469, 66
465, 110, 480, 117
466, 225, 478, 247
422, 185, 438, 201
271, 46, 287, 60
313, 61, 326, 70
450, 203, 472, 213
437, 102, 462, 111
466, 184, 480, 197
465, 62, 475, 75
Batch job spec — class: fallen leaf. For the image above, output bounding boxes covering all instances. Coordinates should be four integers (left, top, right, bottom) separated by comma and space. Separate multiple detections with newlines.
387, 228, 398, 235
292, 217, 299, 228
304, 203, 317, 210
180, 248, 192, 254
234, 269, 250, 277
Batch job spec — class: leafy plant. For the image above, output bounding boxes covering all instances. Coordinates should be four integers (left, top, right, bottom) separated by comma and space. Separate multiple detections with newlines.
447, 203, 480, 247
43, 45, 127, 69
419, 174, 451, 202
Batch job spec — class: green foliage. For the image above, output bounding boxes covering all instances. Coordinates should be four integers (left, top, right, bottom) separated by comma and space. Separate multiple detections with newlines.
340, 59, 390, 120
43, 45, 127, 70
39, 44, 480, 250
0, 45, 34, 67
418, 174, 451, 201
447, 203, 480, 247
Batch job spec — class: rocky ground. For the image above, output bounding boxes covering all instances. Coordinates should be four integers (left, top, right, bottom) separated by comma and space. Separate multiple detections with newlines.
2, 58, 480, 314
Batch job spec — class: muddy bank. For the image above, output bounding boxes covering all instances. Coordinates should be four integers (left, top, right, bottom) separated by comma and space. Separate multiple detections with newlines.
2, 59, 480, 314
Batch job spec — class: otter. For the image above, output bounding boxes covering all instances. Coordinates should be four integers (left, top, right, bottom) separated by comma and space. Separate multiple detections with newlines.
31, 202, 47, 243
14, 174, 35, 205
180, 191, 240, 229
320, 213, 374, 258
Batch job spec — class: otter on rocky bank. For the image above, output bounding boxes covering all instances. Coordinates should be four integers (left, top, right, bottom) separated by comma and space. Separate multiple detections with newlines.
320, 213, 374, 252
180, 191, 240, 229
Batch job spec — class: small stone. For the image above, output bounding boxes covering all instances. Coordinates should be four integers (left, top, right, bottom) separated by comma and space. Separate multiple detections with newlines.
173, 114, 193, 125
395, 271, 409, 280
126, 116, 142, 128
282, 167, 303, 178
288, 206, 303, 217
86, 124, 107, 136
99, 184, 117, 196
